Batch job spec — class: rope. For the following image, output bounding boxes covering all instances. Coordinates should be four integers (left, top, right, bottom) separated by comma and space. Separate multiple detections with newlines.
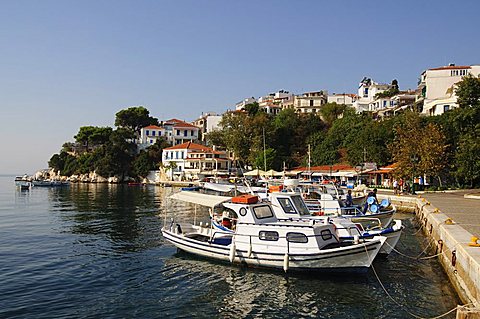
363, 242, 465, 319
384, 241, 442, 260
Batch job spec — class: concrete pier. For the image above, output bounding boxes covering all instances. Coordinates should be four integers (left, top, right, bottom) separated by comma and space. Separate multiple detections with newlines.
379, 191, 480, 313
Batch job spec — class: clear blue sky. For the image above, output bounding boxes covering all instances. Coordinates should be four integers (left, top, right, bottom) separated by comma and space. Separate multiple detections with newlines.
1, 0, 479, 174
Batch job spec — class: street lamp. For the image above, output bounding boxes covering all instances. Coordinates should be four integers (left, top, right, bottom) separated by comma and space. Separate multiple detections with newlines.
410, 154, 420, 194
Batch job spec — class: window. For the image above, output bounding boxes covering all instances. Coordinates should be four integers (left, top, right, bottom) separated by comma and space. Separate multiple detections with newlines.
278, 198, 296, 214
310, 99, 314, 106
252, 205, 274, 219
291, 196, 311, 216
146, 130, 150, 136
184, 130, 187, 137
320, 229, 333, 240
150, 139, 153, 144
176, 130, 180, 135
286, 232, 308, 243
259, 231, 279, 241
152, 131, 156, 136
364, 88, 369, 97
191, 130, 194, 136
444, 105, 450, 112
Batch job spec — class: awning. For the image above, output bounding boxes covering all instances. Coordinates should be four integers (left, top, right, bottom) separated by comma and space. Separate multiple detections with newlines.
169, 191, 231, 208
203, 182, 234, 193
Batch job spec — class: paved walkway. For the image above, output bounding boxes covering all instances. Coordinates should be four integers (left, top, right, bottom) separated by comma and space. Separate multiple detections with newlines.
417, 190, 480, 238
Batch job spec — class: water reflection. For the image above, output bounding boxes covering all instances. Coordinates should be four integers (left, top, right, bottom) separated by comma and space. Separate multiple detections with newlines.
46, 184, 169, 252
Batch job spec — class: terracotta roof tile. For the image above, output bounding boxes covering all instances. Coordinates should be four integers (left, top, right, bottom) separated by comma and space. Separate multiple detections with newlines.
163, 141, 213, 152
429, 65, 471, 71
143, 125, 163, 130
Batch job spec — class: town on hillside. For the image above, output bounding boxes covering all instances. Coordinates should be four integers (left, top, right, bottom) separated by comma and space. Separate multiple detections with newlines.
44, 63, 480, 189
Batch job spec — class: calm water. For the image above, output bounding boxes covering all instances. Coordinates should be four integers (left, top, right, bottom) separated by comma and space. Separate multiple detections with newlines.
0, 175, 460, 318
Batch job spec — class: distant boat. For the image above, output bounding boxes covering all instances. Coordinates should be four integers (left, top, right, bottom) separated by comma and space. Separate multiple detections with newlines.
15, 176, 31, 190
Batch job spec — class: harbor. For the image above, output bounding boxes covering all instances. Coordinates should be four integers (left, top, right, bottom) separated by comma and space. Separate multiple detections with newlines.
4, 175, 479, 318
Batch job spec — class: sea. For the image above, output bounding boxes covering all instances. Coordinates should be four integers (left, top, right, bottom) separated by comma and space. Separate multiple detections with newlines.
0, 175, 460, 318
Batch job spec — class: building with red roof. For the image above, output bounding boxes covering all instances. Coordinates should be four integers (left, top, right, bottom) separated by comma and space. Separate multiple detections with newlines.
162, 141, 232, 180
418, 64, 480, 116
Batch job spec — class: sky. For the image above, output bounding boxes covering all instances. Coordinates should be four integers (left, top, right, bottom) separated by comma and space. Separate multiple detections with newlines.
1, 0, 479, 174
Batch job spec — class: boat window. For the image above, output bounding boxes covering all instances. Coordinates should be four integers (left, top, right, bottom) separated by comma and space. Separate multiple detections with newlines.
286, 232, 308, 243
253, 205, 274, 219
290, 196, 310, 216
278, 198, 296, 214
320, 229, 333, 241
259, 231, 279, 241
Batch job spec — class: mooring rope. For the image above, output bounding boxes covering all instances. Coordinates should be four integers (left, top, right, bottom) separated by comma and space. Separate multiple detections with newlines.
363, 242, 467, 319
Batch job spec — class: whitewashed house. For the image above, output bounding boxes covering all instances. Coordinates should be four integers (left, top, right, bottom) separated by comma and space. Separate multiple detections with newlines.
163, 119, 200, 145
138, 125, 166, 150
353, 78, 390, 113
418, 64, 480, 116
193, 112, 222, 141
327, 93, 358, 107
162, 142, 232, 180
235, 97, 257, 111
293, 91, 328, 114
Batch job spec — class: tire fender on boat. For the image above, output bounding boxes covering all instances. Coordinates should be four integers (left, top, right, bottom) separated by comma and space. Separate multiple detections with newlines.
229, 242, 236, 263
283, 253, 289, 272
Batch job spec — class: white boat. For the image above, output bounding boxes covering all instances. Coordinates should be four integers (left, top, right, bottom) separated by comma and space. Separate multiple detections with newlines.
280, 180, 396, 228
162, 191, 386, 272
268, 192, 403, 256
15, 176, 32, 190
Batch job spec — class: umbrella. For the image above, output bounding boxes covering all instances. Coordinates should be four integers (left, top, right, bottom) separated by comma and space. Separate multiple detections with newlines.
243, 168, 267, 176
264, 169, 283, 177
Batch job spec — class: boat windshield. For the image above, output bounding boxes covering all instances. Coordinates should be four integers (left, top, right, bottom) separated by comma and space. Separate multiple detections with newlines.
290, 195, 311, 216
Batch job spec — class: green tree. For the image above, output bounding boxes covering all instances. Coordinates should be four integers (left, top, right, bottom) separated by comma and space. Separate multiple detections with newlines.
254, 148, 277, 170
389, 111, 447, 184
114, 106, 159, 135
319, 102, 347, 126
244, 102, 260, 116
74, 126, 112, 152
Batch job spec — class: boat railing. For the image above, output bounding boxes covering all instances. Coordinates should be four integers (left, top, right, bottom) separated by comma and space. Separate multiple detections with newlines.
349, 217, 383, 230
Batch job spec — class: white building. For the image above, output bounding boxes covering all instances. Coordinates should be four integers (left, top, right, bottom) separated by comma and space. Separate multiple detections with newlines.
327, 93, 358, 107
293, 91, 328, 114
138, 125, 166, 150
353, 78, 390, 112
418, 64, 480, 116
235, 97, 257, 111
163, 118, 200, 145
162, 141, 232, 180
193, 112, 223, 141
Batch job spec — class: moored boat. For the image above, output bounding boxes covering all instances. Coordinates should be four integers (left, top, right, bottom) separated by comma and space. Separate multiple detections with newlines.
162, 191, 386, 272
268, 192, 403, 256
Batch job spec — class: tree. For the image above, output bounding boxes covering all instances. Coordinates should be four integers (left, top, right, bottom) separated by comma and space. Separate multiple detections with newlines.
389, 111, 447, 184
114, 106, 159, 135
456, 74, 480, 109
455, 133, 480, 187
74, 126, 112, 152
319, 102, 347, 126
254, 148, 277, 171
244, 102, 260, 116
374, 79, 400, 99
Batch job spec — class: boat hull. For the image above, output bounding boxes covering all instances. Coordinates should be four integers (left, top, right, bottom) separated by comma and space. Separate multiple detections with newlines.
162, 227, 384, 272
